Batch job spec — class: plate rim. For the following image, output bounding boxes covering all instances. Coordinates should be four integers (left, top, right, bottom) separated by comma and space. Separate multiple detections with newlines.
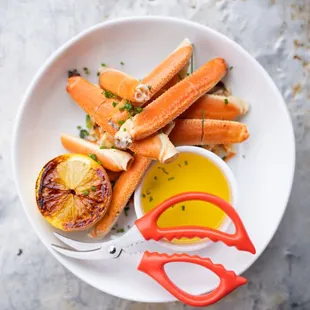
12, 16, 296, 303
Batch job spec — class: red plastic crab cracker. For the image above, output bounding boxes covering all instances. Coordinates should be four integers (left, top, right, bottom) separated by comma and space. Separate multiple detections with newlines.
52, 192, 256, 307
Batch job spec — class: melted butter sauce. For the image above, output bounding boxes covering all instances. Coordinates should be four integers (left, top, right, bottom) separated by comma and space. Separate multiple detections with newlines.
141, 152, 230, 244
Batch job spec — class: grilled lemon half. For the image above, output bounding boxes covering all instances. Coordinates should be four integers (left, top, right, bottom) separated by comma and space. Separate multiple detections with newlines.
35, 154, 112, 231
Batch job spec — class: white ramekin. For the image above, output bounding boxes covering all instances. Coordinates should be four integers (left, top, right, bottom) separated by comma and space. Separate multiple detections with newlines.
134, 145, 238, 252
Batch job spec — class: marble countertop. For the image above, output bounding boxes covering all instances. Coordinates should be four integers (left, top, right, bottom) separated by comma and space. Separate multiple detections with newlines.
0, 0, 309, 309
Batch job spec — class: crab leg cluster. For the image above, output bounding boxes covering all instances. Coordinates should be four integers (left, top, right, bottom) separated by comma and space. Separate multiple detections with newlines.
62, 38, 250, 238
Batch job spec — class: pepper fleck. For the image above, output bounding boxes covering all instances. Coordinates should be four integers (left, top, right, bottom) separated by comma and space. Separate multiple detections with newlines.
68, 69, 81, 78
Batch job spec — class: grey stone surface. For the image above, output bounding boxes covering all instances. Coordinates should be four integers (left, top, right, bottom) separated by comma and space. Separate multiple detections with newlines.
0, 0, 309, 309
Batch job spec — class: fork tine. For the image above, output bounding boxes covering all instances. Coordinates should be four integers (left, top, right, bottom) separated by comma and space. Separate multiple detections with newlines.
51, 244, 104, 260
53, 232, 104, 251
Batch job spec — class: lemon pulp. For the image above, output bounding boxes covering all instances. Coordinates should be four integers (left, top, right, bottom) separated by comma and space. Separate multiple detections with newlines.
141, 152, 230, 244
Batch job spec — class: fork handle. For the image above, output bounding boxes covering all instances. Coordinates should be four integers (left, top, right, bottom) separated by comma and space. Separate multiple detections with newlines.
135, 192, 255, 254
138, 251, 247, 307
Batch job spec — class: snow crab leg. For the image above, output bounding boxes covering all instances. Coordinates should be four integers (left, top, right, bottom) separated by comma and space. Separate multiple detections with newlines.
141, 38, 192, 98
169, 119, 249, 146
179, 94, 249, 120
99, 68, 150, 103
66, 76, 177, 163
114, 58, 228, 148
89, 154, 152, 238
60, 134, 134, 172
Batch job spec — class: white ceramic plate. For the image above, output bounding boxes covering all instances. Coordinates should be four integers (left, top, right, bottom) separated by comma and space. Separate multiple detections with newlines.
13, 17, 295, 303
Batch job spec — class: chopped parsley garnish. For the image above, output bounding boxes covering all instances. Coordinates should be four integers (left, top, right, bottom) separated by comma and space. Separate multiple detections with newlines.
86, 114, 92, 129
154, 176, 158, 180
124, 101, 133, 111
118, 120, 125, 125
178, 164, 182, 168
222, 156, 227, 161
97, 71, 100, 76
161, 167, 169, 175
79, 129, 89, 139
91, 186, 96, 192
229, 66, 234, 70
168, 177, 175, 181
68, 69, 81, 78
88, 153, 97, 161
147, 85, 152, 90
124, 206, 130, 216
77, 125, 82, 130
181, 205, 185, 211
120, 61, 124, 66
186, 72, 190, 76
135, 106, 143, 114
178, 73, 183, 80
146, 189, 151, 195
83, 67, 90, 75
96, 160, 102, 165
149, 196, 153, 202
101, 63, 106, 67
104, 90, 117, 99
100, 146, 106, 149
112, 101, 118, 107
83, 190, 89, 196
123, 128, 127, 131
117, 228, 125, 233
184, 160, 188, 166
119, 106, 125, 111
142, 193, 146, 198
224, 98, 229, 104
111, 146, 115, 149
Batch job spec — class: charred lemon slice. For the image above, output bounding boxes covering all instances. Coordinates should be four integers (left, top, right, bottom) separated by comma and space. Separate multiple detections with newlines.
35, 154, 112, 231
